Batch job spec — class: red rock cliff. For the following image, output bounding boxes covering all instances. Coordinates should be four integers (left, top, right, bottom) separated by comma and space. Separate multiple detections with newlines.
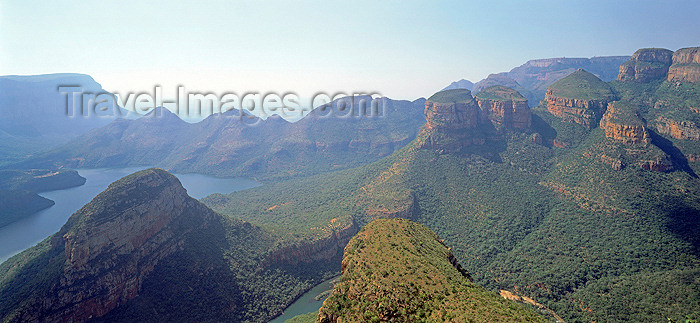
599, 102, 651, 145
617, 48, 673, 82
667, 47, 700, 83
9, 169, 216, 323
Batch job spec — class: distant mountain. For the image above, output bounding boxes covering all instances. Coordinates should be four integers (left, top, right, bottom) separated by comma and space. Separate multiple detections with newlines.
0, 169, 85, 228
440, 78, 474, 91
444, 56, 630, 106
317, 218, 547, 322
17, 96, 426, 180
0, 74, 126, 165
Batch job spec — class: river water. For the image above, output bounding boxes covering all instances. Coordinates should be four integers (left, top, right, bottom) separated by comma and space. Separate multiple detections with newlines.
0, 167, 259, 263
268, 276, 339, 323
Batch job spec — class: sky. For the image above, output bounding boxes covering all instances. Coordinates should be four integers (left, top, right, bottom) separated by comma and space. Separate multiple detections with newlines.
2, 0, 700, 103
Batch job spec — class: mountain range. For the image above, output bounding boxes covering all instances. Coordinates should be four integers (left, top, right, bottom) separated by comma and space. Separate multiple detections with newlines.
1, 46, 699, 322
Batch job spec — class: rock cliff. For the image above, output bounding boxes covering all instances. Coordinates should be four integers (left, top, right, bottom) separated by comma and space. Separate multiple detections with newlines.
655, 117, 700, 141
475, 85, 531, 130
545, 69, 615, 128
419, 88, 530, 152
2, 168, 217, 322
599, 101, 651, 145
617, 48, 673, 82
667, 47, 700, 83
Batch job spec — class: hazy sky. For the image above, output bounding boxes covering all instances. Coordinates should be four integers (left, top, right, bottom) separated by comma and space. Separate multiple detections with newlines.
2, 0, 700, 101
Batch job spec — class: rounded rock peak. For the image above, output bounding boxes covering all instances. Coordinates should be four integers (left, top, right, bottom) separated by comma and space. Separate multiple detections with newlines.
475, 85, 526, 101
548, 69, 613, 100
427, 89, 473, 104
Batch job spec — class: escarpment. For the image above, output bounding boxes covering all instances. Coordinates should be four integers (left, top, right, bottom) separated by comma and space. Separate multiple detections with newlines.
545, 69, 615, 128
1, 169, 218, 323
264, 219, 358, 266
655, 117, 700, 141
617, 48, 673, 82
668, 47, 700, 83
599, 101, 651, 145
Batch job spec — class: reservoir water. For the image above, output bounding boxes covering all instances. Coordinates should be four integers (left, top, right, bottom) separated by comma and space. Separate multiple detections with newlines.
0, 167, 259, 264
268, 276, 339, 323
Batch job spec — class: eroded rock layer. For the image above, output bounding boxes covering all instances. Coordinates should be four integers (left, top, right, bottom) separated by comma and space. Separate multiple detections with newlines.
617, 48, 673, 82
599, 101, 650, 145
668, 47, 700, 83
545, 69, 615, 128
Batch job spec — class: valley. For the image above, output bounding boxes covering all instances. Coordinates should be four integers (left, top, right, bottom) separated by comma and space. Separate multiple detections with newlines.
1, 45, 699, 322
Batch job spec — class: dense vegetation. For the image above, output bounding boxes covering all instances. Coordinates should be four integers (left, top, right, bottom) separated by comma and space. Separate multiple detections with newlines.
206, 68, 700, 322
318, 218, 546, 322
547, 69, 615, 100
426, 89, 473, 103
475, 85, 527, 101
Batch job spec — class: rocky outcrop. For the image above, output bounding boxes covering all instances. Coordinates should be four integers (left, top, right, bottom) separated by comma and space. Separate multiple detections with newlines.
419, 88, 531, 152
617, 48, 673, 82
545, 69, 615, 128
639, 157, 674, 172
419, 89, 489, 152
599, 101, 651, 144
264, 219, 358, 266
655, 117, 700, 141
668, 47, 700, 83
7, 168, 217, 323
423, 90, 481, 131
475, 85, 532, 130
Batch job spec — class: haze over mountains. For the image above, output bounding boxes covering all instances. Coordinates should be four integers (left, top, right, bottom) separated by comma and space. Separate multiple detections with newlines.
1, 46, 700, 322
443, 56, 631, 107
0, 74, 126, 165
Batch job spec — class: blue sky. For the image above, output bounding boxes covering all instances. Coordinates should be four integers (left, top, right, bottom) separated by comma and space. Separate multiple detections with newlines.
2, 0, 699, 101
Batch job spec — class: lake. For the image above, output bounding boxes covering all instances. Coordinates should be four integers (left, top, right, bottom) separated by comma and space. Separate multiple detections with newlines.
0, 167, 260, 264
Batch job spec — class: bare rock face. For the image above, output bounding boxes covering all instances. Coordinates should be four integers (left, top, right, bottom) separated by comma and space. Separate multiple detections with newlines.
475, 85, 531, 130
10, 168, 216, 323
545, 69, 615, 128
423, 90, 481, 131
419, 88, 531, 152
419, 89, 486, 152
655, 117, 700, 141
617, 48, 673, 82
668, 47, 700, 83
599, 101, 651, 145
264, 219, 358, 266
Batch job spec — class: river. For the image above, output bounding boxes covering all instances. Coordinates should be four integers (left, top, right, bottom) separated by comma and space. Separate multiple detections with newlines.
0, 167, 259, 263
268, 276, 339, 323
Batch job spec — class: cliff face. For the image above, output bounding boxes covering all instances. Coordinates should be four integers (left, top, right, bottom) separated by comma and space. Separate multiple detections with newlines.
545, 69, 615, 128
545, 93, 608, 128
617, 48, 673, 82
655, 117, 700, 141
264, 220, 358, 266
599, 102, 651, 145
420, 88, 530, 152
6, 169, 217, 323
475, 85, 532, 130
667, 47, 700, 83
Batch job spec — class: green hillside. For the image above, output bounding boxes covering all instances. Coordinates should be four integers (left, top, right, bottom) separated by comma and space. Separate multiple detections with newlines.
317, 218, 547, 322
206, 65, 700, 322
427, 89, 474, 103
475, 85, 527, 101
548, 69, 615, 101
